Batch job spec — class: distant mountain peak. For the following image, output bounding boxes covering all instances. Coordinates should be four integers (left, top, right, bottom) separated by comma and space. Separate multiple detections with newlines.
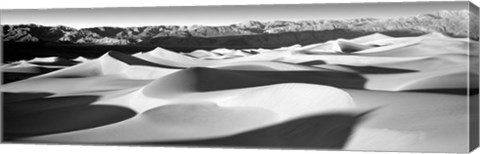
235, 20, 265, 29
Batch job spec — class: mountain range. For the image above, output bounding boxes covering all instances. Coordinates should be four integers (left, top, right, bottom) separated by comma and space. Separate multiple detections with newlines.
2, 10, 478, 48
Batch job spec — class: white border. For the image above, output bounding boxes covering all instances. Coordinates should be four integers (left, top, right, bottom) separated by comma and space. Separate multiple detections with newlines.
1, 0, 479, 154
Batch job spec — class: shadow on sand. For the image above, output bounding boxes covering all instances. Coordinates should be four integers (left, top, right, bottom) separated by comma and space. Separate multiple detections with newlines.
188, 67, 368, 91
402, 88, 478, 95
3, 92, 54, 103
124, 111, 373, 150
3, 94, 136, 140
337, 65, 418, 74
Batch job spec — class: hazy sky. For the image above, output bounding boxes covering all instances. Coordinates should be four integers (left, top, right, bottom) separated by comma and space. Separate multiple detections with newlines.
0, 1, 468, 29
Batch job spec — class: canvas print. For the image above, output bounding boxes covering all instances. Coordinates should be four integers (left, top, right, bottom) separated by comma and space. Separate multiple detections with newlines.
1, 1, 479, 153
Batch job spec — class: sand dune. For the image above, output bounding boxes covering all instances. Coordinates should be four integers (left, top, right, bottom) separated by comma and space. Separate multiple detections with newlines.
361, 38, 470, 57
133, 47, 292, 68
1, 59, 77, 83
28, 56, 79, 66
298, 39, 373, 54
343, 89, 469, 152
73, 56, 91, 62
2, 59, 71, 71
185, 49, 222, 59
348, 33, 394, 44
2, 61, 60, 73
28, 57, 62, 63
364, 66, 473, 91
1, 33, 477, 152
20, 83, 355, 143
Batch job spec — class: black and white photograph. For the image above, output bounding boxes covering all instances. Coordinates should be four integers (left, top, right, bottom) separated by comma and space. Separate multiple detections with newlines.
1, 1, 479, 153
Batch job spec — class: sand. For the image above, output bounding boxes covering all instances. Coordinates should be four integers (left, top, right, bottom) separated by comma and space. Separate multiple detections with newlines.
1, 33, 477, 152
